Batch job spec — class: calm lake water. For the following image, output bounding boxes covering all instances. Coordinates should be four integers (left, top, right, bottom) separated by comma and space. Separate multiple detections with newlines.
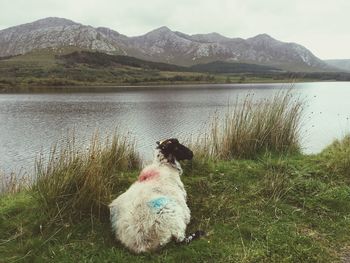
0, 82, 349, 174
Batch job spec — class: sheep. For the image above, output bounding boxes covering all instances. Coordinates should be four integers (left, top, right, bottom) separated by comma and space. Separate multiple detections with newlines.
109, 138, 200, 253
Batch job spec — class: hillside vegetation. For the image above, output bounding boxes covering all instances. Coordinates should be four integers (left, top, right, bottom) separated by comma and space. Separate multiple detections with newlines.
0, 49, 214, 91
1, 92, 350, 262
1, 49, 350, 92
191, 61, 281, 73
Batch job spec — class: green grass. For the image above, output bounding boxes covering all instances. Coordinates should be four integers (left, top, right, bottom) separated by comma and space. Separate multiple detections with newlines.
1, 93, 350, 262
320, 135, 350, 178
1, 153, 350, 262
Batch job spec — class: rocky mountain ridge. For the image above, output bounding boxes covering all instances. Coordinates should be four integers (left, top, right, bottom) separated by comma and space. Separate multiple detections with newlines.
0, 17, 332, 71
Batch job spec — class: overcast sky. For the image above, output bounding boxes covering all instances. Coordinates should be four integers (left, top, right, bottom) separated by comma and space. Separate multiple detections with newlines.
0, 0, 349, 59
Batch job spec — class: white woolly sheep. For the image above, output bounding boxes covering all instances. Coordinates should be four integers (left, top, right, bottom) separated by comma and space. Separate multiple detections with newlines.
109, 138, 199, 253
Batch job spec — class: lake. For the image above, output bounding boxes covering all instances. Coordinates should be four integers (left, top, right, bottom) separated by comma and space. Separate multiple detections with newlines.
0, 82, 349, 174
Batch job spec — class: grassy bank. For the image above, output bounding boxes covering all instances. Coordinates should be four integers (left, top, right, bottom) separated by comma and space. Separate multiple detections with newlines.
1, 93, 350, 262
1, 151, 350, 262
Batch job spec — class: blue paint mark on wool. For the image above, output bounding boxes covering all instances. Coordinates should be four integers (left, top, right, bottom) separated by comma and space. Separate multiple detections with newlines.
148, 197, 170, 212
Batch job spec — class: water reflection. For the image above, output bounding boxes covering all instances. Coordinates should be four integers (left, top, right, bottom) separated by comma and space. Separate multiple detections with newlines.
0, 82, 349, 174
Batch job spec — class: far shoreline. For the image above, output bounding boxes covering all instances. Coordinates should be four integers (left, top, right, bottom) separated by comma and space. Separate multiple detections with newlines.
0, 79, 345, 94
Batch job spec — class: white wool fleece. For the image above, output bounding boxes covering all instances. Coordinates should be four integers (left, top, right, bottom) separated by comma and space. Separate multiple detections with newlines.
109, 149, 190, 253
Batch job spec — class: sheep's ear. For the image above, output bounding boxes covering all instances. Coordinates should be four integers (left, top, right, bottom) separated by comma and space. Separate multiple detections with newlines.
157, 140, 166, 146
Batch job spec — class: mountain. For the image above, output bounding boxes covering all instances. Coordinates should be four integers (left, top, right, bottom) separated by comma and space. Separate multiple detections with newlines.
0, 17, 129, 56
325, 59, 350, 72
0, 17, 333, 72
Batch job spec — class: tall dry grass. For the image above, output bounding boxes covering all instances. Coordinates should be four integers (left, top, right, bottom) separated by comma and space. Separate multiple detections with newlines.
192, 91, 303, 160
33, 132, 141, 222
0, 171, 29, 195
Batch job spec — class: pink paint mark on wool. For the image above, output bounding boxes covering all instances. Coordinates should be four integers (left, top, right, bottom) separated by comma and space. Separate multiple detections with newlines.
138, 169, 160, 182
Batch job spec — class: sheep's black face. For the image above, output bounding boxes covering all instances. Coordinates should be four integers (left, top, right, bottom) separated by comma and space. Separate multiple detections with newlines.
156, 138, 193, 162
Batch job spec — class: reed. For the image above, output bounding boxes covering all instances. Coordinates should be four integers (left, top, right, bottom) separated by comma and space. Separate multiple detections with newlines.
0, 171, 29, 195
33, 132, 141, 222
193, 91, 303, 160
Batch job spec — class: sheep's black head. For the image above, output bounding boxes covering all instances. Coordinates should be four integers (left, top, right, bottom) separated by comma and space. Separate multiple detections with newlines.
156, 138, 193, 162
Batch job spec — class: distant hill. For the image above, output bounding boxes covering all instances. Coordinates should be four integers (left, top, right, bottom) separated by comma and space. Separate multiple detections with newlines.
0, 17, 334, 72
191, 61, 283, 73
325, 59, 350, 72
59, 51, 188, 72
59, 51, 285, 74
1, 49, 350, 92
